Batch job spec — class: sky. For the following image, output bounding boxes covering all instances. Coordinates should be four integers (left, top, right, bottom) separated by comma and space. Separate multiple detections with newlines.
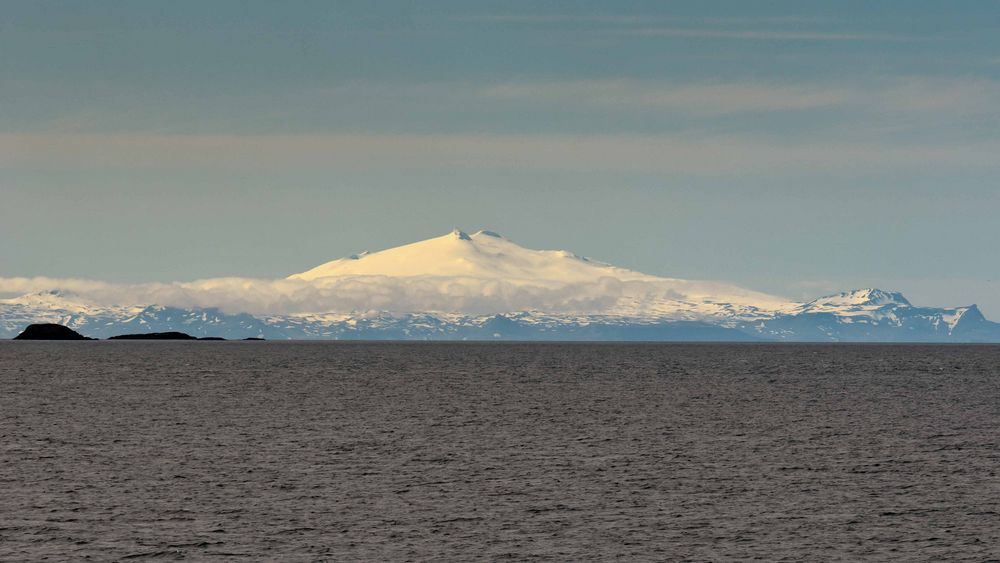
2, 1, 1000, 314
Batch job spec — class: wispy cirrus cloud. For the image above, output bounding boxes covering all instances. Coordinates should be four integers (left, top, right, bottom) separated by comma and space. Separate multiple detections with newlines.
3, 131, 999, 177
454, 14, 652, 25
454, 14, 833, 26
479, 77, 1000, 117
453, 13, 897, 42
481, 80, 853, 115
625, 27, 904, 42
14, 76, 993, 137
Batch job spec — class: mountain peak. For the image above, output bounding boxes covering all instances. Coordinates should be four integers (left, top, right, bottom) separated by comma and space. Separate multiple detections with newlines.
802, 288, 911, 310
953, 304, 984, 321
5, 288, 84, 306
853, 288, 911, 306
845, 288, 908, 303
450, 228, 472, 241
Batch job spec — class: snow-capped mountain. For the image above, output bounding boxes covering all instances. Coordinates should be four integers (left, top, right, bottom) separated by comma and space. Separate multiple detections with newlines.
291, 228, 659, 284
288, 229, 793, 321
747, 288, 997, 342
3, 230, 999, 341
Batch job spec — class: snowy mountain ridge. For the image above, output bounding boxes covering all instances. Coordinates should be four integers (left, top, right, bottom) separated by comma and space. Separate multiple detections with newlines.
3, 230, 999, 341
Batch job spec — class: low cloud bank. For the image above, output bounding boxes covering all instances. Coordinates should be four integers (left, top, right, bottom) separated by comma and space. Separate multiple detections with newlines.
0, 275, 698, 316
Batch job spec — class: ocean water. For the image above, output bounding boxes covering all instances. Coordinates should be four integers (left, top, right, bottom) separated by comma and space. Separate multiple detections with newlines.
1, 342, 999, 561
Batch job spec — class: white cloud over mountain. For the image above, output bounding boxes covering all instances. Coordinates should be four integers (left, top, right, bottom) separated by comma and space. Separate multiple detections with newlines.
0, 275, 628, 316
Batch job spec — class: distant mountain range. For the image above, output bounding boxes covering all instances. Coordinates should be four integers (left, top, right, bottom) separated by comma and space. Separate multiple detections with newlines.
3, 230, 999, 341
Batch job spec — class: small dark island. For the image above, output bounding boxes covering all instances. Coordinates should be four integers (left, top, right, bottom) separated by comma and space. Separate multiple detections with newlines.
14, 323, 93, 340
107, 332, 240, 340
108, 332, 199, 340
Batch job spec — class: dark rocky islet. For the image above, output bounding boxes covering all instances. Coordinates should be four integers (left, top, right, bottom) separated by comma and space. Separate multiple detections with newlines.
13, 323, 92, 340
108, 332, 226, 340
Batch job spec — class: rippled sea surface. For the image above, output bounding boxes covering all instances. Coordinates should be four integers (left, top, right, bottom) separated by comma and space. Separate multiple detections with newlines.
2, 342, 999, 561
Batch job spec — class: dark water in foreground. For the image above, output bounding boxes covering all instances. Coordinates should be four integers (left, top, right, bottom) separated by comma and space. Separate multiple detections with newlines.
1, 343, 999, 561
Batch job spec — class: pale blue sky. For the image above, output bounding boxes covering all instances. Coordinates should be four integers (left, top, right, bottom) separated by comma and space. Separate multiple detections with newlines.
2, 1, 999, 313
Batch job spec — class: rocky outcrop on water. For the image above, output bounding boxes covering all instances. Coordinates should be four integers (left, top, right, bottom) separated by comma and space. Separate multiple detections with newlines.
13, 323, 92, 340
107, 332, 233, 340
108, 332, 199, 340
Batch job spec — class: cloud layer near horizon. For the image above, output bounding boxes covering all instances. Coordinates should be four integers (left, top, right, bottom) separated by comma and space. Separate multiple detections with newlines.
0, 275, 672, 316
